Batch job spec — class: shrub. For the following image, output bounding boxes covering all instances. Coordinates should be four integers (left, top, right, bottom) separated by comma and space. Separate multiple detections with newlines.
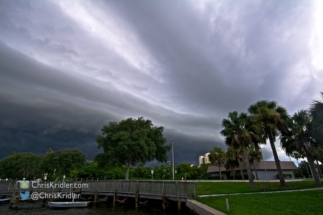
276, 174, 293, 179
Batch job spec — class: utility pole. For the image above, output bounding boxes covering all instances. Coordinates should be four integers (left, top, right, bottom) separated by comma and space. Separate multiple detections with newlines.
172, 139, 174, 180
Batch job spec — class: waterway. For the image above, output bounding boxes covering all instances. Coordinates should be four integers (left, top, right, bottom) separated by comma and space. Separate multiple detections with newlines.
0, 201, 193, 215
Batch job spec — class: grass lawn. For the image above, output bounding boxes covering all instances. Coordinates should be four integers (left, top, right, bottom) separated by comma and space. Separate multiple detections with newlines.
196, 180, 322, 195
197, 190, 323, 215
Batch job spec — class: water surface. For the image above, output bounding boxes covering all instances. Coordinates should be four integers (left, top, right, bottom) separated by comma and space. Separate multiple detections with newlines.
0, 201, 192, 215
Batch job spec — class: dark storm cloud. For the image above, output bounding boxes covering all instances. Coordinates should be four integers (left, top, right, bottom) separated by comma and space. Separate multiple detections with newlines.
0, 127, 99, 159
0, 0, 322, 165
0, 42, 218, 162
100, 0, 321, 116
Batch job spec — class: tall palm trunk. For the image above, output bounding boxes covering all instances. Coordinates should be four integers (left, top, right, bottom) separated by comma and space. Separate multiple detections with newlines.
304, 161, 311, 178
218, 164, 222, 180
268, 133, 286, 186
297, 159, 304, 178
305, 152, 321, 186
125, 160, 131, 180
316, 160, 323, 178
243, 146, 254, 188
253, 163, 259, 180
238, 160, 244, 180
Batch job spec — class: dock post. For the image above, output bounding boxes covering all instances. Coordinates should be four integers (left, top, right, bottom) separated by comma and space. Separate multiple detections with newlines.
94, 178, 98, 204
176, 181, 180, 211
10, 182, 19, 208
135, 180, 139, 208
79, 179, 83, 199
113, 192, 116, 206
113, 180, 117, 207
8, 181, 12, 191
162, 181, 166, 210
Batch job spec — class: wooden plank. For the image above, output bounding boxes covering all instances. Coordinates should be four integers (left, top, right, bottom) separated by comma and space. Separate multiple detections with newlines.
0, 180, 196, 204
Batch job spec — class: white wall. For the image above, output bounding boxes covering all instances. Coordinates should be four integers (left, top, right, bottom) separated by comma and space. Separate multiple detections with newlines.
254, 170, 295, 180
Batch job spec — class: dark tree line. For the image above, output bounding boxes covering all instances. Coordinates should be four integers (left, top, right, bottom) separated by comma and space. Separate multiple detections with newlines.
0, 148, 86, 180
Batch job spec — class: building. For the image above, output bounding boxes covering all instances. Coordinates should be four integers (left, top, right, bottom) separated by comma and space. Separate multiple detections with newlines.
207, 160, 297, 180
198, 152, 210, 166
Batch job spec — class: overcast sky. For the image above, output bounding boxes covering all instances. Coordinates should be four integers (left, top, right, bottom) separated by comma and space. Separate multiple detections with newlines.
0, 0, 322, 166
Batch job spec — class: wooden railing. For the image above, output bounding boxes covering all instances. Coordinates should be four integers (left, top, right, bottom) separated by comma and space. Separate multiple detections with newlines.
0, 180, 196, 199
82, 180, 196, 198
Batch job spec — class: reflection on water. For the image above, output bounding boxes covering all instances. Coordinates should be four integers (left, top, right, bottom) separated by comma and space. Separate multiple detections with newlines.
0, 201, 192, 215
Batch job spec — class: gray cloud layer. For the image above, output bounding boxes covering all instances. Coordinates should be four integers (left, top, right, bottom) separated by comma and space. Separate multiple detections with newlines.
0, 0, 322, 164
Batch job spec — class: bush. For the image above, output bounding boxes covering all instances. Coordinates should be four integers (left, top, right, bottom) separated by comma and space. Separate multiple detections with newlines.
210, 176, 220, 180
227, 174, 251, 180
276, 174, 293, 179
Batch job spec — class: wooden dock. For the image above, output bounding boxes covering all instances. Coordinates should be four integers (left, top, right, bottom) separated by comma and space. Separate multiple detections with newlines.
0, 180, 196, 210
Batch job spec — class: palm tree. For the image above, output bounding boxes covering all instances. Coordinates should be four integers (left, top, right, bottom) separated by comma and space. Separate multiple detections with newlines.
231, 146, 254, 180
248, 100, 288, 187
248, 147, 262, 180
245, 114, 264, 180
208, 147, 225, 179
285, 149, 305, 178
314, 147, 323, 178
234, 146, 245, 179
310, 92, 323, 179
294, 152, 305, 178
221, 111, 260, 188
281, 110, 321, 186
309, 92, 323, 147
225, 146, 240, 179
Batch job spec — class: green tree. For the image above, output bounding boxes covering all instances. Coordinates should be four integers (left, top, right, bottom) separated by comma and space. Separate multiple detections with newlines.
309, 92, 323, 147
225, 146, 240, 179
42, 148, 86, 178
294, 153, 305, 178
298, 160, 311, 178
198, 163, 212, 179
281, 110, 321, 186
176, 163, 200, 180
248, 100, 288, 187
0, 152, 43, 179
208, 147, 226, 180
46, 148, 53, 155
248, 147, 262, 180
152, 165, 161, 179
235, 147, 245, 180
95, 117, 171, 180
221, 112, 259, 188
77, 162, 108, 179
133, 162, 153, 179
314, 147, 323, 178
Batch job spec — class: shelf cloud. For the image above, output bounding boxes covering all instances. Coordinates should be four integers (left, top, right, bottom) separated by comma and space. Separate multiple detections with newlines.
0, 0, 322, 165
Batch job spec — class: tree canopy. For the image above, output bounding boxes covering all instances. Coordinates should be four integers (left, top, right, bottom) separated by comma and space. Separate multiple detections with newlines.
0, 148, 86, 180
95, 117, 171, 180
248, 100, 288, 187
41, 148, 86, 178
208, 147, 225, 180
0, 152, 43, 179
309, 92, 323, 147
221, 111, 259, 188
281, 110, 321, 186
